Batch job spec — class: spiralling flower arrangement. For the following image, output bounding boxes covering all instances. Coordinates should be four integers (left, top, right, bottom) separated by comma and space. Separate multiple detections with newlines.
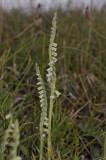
47, 41, 60, 99
36, 63, 48, 160
36, 12, 61, 160
0, 114, 21, 160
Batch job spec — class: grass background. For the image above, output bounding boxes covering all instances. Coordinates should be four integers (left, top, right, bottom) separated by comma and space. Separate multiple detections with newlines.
0, 4, 106, 160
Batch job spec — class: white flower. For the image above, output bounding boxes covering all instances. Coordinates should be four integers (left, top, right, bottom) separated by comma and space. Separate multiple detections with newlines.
5, 114, 12, 119
55, 90, 61, 97
52, 57, 57, 62
50, 95, 55, 99
47, 68, 52, 72
52, 52, 57, 56
37, 86, 42, 90
37, 82, 41, 85
49, 61, 53, 66
53, 43, 57, 47
44, 121, 48, 127
40, 99, 45, 103
44, 116, 48, 122
38, 90, 43, 95
43, 128, 49, 133
52, 47, 57, 52
41, 134, 45, 139
39, 94, 44, 99
46, 73, 52, 77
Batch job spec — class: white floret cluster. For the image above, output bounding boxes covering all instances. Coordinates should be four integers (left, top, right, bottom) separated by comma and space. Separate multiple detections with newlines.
36, 64, 48, 138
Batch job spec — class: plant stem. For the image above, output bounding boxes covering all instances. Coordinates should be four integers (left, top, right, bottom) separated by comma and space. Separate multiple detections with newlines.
48, 100, 53, 160
48, 84, 55, 160
40, 137, 44, 160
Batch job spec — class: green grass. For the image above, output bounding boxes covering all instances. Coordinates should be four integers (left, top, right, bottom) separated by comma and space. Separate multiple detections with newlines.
0, 6, 106, 160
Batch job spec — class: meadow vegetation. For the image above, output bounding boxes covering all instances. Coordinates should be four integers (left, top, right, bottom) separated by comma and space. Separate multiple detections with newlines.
0, 5, 106, 160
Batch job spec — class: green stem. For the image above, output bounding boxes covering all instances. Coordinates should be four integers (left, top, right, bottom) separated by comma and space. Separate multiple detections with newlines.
40, 137, 44, 160
48, 84, 55, 160
48, 97, 53, 160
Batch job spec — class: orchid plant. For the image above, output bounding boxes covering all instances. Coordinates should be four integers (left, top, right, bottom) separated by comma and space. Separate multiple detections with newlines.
36, 12, 61, 160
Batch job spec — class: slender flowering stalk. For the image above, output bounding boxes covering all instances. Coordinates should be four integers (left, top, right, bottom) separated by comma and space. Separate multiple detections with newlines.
36, 12, 60, 160
0, 118, 13, 160
36, 64, 48, 160
10, 120, 21, 160
47, 12, 61, 160
0, 115, 21, 160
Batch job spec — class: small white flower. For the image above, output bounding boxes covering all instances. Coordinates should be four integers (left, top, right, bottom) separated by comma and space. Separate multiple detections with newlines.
52, 47, 57, 52
47, 68, 52, 72
46, 73, 52, 77
55, 90, 61, 97
37, 77, 41, 80
37, 86, 42, 90
52, 52, 57, 56
41, 134, 45, 139
40, 103, 44, 107
38, 90, 43, 95
53, 43, 57, 47
47, 77, 51, 82
52, 57, 57, 62
43, 128, 49, 133
5, 114, 11, 119
37, 82, 41, 85
39, 94, 44, 99
40, 99, 45, 103
44, 121, 48, 126
44, 117, 48, 121
50, 96, 55, 99
49, 61, 53, 66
